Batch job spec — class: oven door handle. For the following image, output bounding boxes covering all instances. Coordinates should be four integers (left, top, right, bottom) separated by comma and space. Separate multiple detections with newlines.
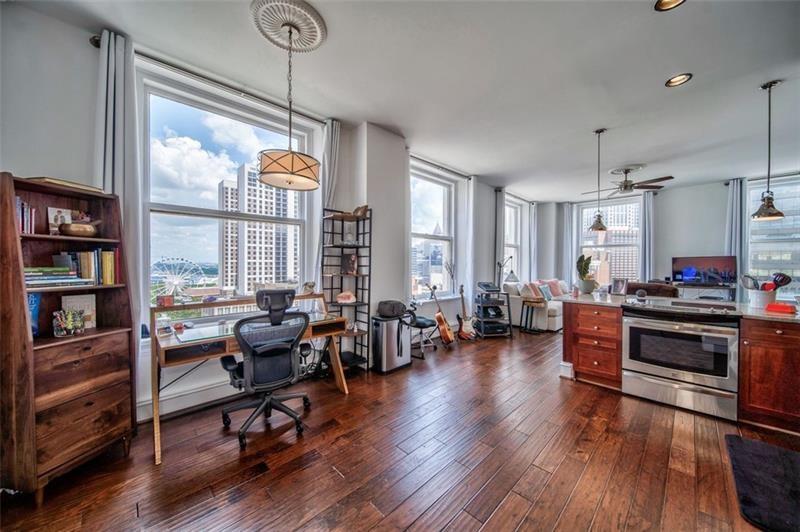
623, 317, 738, 337
623, 371, 736, 398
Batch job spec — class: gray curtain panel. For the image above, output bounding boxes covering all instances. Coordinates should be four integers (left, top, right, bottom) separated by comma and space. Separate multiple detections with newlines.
725, 178, 745, 300
556, 202, 574, 284
494, 187, 506, 285
93, 30, 144, 342
313, 119, 341, 284
640, 191, 655, 282
529, 202, 538, 281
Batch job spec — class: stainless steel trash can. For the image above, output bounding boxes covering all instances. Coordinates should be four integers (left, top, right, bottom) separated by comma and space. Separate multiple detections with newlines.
371, 315, 411, 373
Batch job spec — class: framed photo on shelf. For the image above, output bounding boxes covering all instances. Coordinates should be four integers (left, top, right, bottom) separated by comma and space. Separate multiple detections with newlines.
341, 252, 357, 275
610, 278, 628, 296
47, 207, 71, 235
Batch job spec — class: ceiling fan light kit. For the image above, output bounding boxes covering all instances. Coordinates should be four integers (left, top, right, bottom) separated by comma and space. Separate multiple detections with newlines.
250, 0, 326, 191
752, 79, 785, 222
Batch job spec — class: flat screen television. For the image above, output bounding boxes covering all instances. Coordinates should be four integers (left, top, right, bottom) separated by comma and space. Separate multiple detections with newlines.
672, 256, 737, 285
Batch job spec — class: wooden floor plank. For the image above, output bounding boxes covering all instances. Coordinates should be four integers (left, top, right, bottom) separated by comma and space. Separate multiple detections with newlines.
3, 332, 799, 532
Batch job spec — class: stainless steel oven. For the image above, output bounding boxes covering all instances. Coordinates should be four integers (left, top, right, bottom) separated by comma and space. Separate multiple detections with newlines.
621, 306, 739, 420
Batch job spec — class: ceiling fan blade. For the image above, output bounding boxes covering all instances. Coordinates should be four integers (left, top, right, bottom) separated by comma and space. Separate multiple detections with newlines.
582, 187, 618, 195
634, 185, 664, 190
635, 175, 674, 185
606, 190, 620, 198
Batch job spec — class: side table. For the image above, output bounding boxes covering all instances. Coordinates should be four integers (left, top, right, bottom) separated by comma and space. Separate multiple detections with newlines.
520, 298, 546, 334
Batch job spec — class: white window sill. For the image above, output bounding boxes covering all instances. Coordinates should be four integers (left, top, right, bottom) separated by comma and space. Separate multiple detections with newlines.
414, 294, 460, 304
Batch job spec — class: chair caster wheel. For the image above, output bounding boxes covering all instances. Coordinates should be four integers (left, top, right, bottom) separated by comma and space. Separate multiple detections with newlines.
303, 397, 311, 409
222, 413, 231, 428
238, 433, 247, 450
295, 421, 304, 435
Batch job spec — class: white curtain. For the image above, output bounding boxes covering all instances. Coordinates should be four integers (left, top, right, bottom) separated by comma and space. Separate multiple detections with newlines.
93, 30, 143, 344
529, 202, 538, 281
494, 188, 506, 285
313, 119, 341, 284
640, 191, 655, 282
725, 178, 745, 300
556, 202, 574, 284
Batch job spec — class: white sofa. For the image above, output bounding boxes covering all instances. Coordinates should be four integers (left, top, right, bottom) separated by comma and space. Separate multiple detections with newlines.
502, 281, 568, 332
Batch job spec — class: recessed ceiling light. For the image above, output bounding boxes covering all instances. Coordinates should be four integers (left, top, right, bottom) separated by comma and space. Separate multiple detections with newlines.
665, 73, 693, 87
654, 0, 685, 12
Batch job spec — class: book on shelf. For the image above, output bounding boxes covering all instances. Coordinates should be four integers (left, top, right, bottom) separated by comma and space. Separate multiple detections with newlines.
24, 248, 119, 289
14, 196, 37, 235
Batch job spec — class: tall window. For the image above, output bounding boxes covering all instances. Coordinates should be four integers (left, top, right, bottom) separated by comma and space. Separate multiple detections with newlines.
142, 80, 308, 305
578, 200, 641, 285
503, 201, 521, 280
747, 177, 800, 300
410, 170, 455, 297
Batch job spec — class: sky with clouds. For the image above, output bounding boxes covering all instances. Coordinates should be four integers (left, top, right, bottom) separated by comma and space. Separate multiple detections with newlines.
149, 94, 291, 265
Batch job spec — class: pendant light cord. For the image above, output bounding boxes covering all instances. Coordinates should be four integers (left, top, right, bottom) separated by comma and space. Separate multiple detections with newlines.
766, 82, 771, 193
596, 130, 601, 211
287, 25, 294, 151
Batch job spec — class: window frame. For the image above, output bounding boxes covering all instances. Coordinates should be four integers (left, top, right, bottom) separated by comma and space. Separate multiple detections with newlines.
575, 196, 643, 283
503, 199, 522, 280
409, 162, 457, 298
136, 57, 317, 310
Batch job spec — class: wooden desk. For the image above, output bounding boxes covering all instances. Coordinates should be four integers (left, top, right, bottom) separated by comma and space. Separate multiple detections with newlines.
149, 294, 348, 465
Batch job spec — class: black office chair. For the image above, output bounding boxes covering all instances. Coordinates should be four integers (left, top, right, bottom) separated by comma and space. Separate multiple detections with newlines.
220, 289, 310, 450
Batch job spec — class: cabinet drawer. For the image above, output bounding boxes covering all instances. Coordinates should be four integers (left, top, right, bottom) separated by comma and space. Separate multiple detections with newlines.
575, 305, 619, 322
575, 335, 617, 351
575, 318, 620, 339
34, 332, 130, 412
741, 319, 800, 343
575, 347, 620, 380
36, 382, 131, 474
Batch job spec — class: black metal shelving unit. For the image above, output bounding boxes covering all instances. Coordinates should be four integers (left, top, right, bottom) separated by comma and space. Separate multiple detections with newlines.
321, 208, 372, 370
473, 292, 513, 338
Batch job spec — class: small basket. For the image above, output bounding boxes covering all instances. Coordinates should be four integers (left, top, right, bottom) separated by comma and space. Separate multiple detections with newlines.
747, 289, 777, 308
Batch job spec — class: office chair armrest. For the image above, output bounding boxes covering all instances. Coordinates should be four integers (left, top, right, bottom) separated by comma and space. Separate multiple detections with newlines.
220, 355, 238, 373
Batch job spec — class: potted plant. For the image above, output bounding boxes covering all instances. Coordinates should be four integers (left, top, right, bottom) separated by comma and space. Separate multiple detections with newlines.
576, 254, 598, 294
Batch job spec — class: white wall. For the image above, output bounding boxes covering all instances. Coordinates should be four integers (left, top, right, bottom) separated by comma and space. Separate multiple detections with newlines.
653, 181, 728, 280
471, 179, 496, 285
0, 4, 98, 183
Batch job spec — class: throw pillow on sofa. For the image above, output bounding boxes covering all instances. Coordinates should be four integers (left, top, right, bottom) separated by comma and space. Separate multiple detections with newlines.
521, 282, 543, 299
543, 279, 563, 297
539, 284, 553, 300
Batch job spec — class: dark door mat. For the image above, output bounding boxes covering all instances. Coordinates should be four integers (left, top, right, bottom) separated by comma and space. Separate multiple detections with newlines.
725, 434, 800, 532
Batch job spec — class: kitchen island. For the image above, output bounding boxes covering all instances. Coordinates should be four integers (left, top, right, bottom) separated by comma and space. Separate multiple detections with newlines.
560, 294, 800, 434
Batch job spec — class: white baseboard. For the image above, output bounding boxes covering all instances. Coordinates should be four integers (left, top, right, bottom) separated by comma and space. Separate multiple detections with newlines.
559, 361, 574, 380
137, 379, 241, 422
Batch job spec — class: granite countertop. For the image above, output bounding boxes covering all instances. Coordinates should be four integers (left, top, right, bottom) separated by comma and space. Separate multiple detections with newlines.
557, 294, 800, 324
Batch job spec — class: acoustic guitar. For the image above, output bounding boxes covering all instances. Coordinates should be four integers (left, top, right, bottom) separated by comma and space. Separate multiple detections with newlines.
426, 284, 455, 347
456, 284, 476, 340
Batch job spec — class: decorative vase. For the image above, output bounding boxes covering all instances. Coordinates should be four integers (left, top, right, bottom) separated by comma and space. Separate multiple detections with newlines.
578, 279, 596, 294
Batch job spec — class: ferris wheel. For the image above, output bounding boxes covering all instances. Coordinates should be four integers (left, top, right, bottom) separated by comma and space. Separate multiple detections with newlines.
151, 257, 204, 298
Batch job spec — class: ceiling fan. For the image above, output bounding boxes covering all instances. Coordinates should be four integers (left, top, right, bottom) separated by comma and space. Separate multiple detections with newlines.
582, 164, 674, 198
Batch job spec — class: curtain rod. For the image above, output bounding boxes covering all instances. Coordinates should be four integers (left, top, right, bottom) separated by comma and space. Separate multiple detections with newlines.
91, 34, 326, 127
410, 155, 471, 180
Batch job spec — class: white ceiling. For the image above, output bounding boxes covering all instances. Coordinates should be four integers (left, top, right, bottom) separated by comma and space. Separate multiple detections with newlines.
22, 0, 800, 201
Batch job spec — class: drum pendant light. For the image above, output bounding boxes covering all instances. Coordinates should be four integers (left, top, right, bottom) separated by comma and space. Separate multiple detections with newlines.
751, 80, 784, 221
251, 0, 326, 191
589, 129, 608, 232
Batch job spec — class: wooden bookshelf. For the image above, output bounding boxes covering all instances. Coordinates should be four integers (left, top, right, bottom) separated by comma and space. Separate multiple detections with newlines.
0, 172, 135, 506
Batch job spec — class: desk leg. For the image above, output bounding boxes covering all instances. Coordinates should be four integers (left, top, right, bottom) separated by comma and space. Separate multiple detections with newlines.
151, 348, 162, 465
327, 337, 349, 395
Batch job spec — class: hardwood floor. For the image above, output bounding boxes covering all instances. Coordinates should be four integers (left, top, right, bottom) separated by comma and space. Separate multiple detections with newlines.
3, 332, 799, 531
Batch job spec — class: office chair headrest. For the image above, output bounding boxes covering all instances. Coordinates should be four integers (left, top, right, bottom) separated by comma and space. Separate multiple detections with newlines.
255, 289, 296, 325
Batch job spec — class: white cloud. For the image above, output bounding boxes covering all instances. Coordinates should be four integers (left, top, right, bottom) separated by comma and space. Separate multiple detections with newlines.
203, 113, 262, 160
150, 133, 237, 208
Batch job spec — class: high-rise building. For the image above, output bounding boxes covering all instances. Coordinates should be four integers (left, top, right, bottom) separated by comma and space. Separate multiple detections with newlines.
217, 164, 299, 295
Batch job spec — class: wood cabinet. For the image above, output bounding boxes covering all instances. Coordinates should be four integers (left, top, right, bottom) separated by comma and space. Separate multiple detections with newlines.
0, 174, 135, 506
739, 318, 800, 433
563, 302, 622, 389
